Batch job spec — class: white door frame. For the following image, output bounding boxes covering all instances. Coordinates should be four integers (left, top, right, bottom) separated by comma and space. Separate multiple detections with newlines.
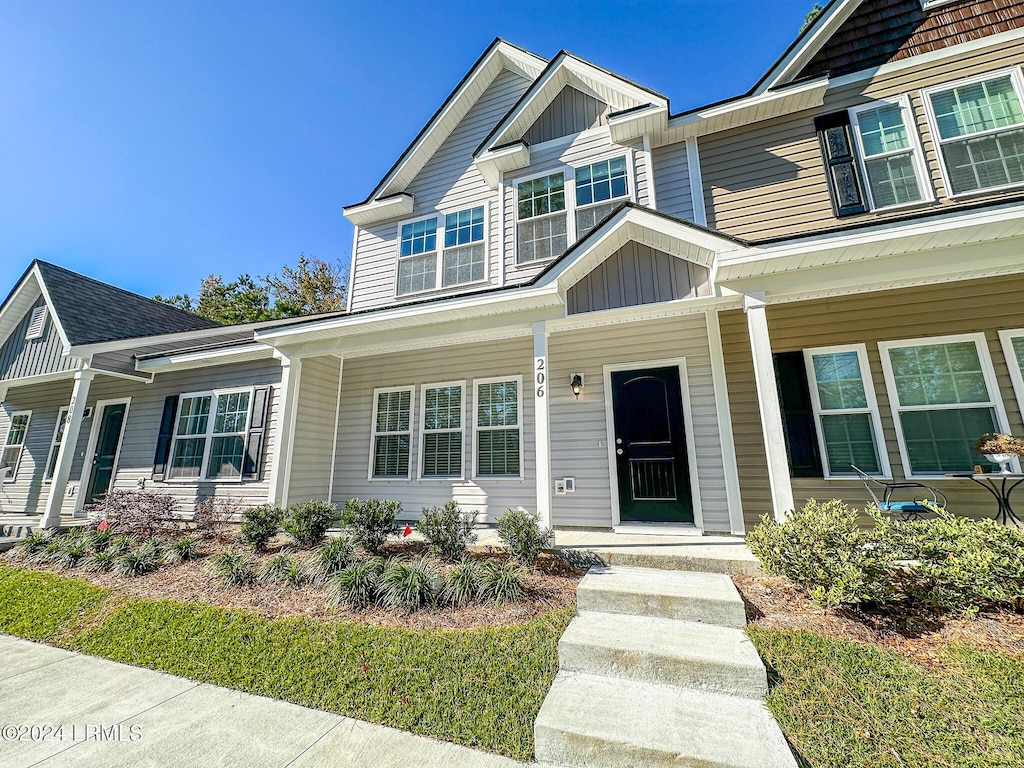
602, 358, 704, 532
76, 397, 131, 513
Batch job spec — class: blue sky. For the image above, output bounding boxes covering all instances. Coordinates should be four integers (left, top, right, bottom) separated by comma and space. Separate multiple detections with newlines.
0, 0, 814, 299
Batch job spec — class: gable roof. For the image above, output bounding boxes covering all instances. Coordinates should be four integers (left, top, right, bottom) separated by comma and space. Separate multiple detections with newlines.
0, 260, 221, 350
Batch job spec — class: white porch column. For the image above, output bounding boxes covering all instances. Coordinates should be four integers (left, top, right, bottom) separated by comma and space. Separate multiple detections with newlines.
41, 368, 95, 528
268, 352, 303, 508
743, 294, 794, 521
532, 321, 552, 528
705, 309, 746, 534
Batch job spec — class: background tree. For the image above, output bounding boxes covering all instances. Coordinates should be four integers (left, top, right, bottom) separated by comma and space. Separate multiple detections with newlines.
265, 255, 347, 316
800, 3, 823, 32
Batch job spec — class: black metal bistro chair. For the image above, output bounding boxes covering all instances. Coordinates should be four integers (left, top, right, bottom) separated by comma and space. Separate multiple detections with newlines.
851, 466, 947, 521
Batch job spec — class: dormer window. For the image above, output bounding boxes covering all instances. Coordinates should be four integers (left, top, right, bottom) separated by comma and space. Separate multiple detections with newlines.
25, 306, 47, 340
575, 156, 629, 236
516, 172, 567, 263
397, 217, 438, 295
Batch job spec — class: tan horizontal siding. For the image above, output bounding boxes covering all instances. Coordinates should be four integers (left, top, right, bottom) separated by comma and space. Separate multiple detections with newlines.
722, 274, 1024, 531
651, 141, 694, 221
702, 37, 1024, 241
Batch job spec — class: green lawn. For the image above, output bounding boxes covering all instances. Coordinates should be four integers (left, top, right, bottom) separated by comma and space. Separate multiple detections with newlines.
0, 564, 571, 760
749, 627, 1024, 768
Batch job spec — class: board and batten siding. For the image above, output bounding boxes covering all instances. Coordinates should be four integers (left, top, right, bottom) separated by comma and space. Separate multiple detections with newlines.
523, 86, 610, 146
288, 355, 342, 504
701, 36, 1024, 242
348, 68, 533, 313
332, 337, 536, 522
650, 141, 694, 222
720, 274, 1024, 530
503, 131, 649, 284
548, 311, 731, 531
0, 297, 77, 382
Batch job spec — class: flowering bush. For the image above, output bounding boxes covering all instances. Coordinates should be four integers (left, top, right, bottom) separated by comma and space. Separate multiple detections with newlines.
974, 433, 1024, 455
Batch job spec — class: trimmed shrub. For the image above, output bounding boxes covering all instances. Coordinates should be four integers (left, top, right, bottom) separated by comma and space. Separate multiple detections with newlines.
283, 500, 337, 549
440, 560, 482, 607
305, 536, 356, 585
416, 501, 479, 561
258, 553, 306, 587
240, 505, 284, 552
165, 536, 201, 564
378, 557, 439, 611
339, 499, 400, 554
495, 509, 554, 568
206, 547, 254, 586
477, 560, 527, 605
329, 558, 386, 609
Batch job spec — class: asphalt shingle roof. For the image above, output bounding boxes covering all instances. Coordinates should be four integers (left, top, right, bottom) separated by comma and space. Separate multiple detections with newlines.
33, 261, 221, 345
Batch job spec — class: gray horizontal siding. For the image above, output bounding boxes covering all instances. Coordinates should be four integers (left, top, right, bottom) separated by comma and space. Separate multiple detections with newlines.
0, 298, 77, 382
332, 337, 536, 522
288, 355, 342, 505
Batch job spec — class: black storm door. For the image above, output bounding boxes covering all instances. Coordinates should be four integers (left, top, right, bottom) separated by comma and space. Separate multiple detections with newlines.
610, 367, 693, 523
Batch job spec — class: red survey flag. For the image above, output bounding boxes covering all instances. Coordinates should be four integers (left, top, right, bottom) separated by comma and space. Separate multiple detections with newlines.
402, 524, 412, 537
97, 520, 110, 531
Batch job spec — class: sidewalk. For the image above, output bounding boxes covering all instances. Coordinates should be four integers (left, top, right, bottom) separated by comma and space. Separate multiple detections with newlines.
0, 635, 526, 768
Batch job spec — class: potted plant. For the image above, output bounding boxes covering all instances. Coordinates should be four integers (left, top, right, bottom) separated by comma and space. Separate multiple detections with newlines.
974, 433, 1024, 474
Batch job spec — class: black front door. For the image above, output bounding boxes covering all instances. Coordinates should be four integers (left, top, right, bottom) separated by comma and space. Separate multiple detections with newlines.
611, 367, 693, 523
85, 404, 127, 504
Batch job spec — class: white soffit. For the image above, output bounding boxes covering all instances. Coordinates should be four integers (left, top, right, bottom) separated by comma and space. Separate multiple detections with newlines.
474, 142, 531, 189
343, 194, 414, 226
135, 342, 275, 373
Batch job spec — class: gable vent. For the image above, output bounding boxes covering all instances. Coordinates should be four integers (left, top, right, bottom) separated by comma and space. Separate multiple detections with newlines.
25, 306, 48, 340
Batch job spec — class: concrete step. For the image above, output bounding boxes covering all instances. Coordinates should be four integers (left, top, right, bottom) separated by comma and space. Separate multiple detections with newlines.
0, 537, 18, 552
576, 566, 747, 628
0, 520, 36, 540
559, 612, 768, 698
534, 672, 797, 768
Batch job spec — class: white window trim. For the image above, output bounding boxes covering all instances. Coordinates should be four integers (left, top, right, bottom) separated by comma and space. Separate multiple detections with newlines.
368, 385, 415, 481
998, 328, 1024, 419
472, 375, 525, 480
878, 332, 1013, 479
920, 0, 964, 10
921, 67, 1024, 199
393, 214, 440, 298
848, 95, 933, 212
43, 406, 70, 484
418, 380, 467, 480
803, 344, 892, 479
2, 410, 31, 484
438, 202, 490, 290
167, 387, 253, 483
572, 151, 635, 216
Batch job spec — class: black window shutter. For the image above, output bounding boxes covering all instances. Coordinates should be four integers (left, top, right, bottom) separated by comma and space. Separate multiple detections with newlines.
243, 386, 271, 480
152, 395, 179, 481
815, 111, 868, 217
773, 352, 823, 478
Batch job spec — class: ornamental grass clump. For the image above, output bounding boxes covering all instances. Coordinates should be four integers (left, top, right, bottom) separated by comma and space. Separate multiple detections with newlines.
329, 558, 386, 609
258, 552, 306, 587
304, 536, 356, 586
83, 549, 118, 573
378, 557, 440, 611
440, 560, 482, 607
477, 560, 527, 605
496, 508, 554, 568
416, 501, 479, 561
164, 535, 201, 565
283, 500, 337, 549
114, 540, 162, 577
51, 536, 90, 569
206, 547, 255, 587
239, 504, 283, 552
339, 498, 400, 554
13, 530, 54, 560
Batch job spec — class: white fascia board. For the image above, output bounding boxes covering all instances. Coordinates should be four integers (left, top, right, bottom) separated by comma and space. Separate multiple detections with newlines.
135, 342, 275, 374
548, 293, 742, 333
342, 194, 415, 226
29, 265, 72, 350
661, 77, 827, 144
754, 0, 863, 95
0, 268, 54, 352
474, 142, 530, 189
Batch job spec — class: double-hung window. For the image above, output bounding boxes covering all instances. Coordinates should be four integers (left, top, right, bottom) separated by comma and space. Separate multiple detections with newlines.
879, 334, 1006, 476
999, 329, 1024, 419
804, 345, 889, 477
44, 407, 70, 482
516, 172, 567, 263
443, 206, 485, 287
925, 71, 1024, 196
168, 390, 251, 481
1, 411, 31, 482
474, 377, 522, 477
397, 217, 438, 295
420, 382, 464, 478
850, 98, 930, 209
574, 155, 629, 236
370, 387, 413, 479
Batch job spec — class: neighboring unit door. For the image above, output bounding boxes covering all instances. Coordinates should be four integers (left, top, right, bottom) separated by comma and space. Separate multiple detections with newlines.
610, 366, 693, 523
85, 403, 127, 505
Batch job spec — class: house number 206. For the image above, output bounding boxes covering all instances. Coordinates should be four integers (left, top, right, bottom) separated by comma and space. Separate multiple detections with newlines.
535, 357, 546, 398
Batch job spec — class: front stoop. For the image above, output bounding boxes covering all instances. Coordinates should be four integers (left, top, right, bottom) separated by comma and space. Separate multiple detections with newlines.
534, 565, 797, 768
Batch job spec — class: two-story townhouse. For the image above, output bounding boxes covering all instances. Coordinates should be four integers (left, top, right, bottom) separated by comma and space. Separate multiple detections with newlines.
5, 0, 1024, 537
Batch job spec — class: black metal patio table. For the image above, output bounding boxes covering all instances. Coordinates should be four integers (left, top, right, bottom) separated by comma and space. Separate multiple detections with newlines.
945, 473, 1024, 526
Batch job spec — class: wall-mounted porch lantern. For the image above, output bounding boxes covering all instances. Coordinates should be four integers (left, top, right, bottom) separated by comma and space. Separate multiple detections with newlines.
570, 373, 584, 400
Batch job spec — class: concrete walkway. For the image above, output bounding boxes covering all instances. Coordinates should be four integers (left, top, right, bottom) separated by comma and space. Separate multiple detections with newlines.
0, 635, 525, 768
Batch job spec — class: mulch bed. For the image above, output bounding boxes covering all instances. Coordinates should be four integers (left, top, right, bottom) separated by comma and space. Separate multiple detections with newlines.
735, 573, 1024, 665
1, 537, 583, 631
